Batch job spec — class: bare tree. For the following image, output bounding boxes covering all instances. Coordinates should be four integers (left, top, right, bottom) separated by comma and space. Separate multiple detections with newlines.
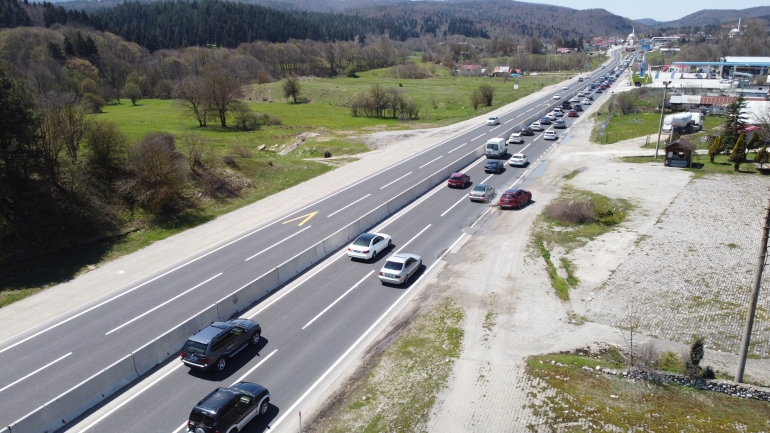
478, 84, 495, 106
39, 92, 90, 164
202, 68, 242, 128
174, 76, 209, 127
619, 305, 643, 369
179, 133, 207, 171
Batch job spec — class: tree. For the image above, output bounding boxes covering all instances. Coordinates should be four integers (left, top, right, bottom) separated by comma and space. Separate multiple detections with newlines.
282, 76, 302, 103
721, 93, 747, 149
46, 41, 65, 63
173, 76, 208, 127
202, 68, 241, 128
729, 133, 746, 171
39, 92, 90, 164
122, 82, 142, 106
525, 37, 543, 54
478, 84, 495, 106
470, 89, 481, 110
754, 146, 769, 164
84, 120, 127, 183
747, 132, 763, 153
707, 136, 722, 163
231, 102, 258, 131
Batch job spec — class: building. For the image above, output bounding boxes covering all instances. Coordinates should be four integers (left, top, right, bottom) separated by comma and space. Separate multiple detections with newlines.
458, 64, 482, 76
729, 18, 742, 39
491, 66, 510, 77
556, 48, 570, 54
627, 27, 639, 45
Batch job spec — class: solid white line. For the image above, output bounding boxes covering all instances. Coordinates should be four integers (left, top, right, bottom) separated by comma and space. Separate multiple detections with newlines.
418, 155, 443, 169
379, 172, 412, 190
231, 349, 277, 386
0, 352, 72, 394
328, 194, 372, 217
302, 270, 374, 330
0, 225, 272, 355
245, 226, 311, 261
472, 133, 485, 141
245, 252, 347, 319
106, 273, 222, 335
270, 232, 466, 431
394, 224, 431, 255
440, 195, 466, 217
471, 208, 491, 228
79, 363, 184, 433
447, 143, 466, 153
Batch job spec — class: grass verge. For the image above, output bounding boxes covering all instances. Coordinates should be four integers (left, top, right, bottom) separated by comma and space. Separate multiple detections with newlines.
311, 298, 464, 433
526, 352, 770, 431
619, 153, 762, 178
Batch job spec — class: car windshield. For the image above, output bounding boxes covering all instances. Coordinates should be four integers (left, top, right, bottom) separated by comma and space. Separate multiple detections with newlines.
353, 236, 373, 247
383, 261, 403, 271
182, 340, 207, 355
488, 118, 496, 121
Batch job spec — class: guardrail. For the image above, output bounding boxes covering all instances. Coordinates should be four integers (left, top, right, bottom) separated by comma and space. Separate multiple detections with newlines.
6, 145, 485, 433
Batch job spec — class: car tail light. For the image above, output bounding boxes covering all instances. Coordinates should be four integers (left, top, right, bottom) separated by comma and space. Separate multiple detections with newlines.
379, 272, 384, 276
180, 351, 186, 358
201, 357, 211, 364
481, 194, 486, 198
362, 250, 370, 254
348, 247, 352, 251
396, 275, 402, 279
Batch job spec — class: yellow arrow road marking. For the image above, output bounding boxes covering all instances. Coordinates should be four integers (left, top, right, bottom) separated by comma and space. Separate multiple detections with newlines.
282, 211, 318, 227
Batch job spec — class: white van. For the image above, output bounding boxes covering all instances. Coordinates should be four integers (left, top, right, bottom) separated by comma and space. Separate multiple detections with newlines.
485, 138, 507, 158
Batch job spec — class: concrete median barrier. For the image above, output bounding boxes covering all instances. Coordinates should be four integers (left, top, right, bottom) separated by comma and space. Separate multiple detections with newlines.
216, 269, 280, 321
8, 355, 138, 433
321, 221, 359, 256
276, 242, 326, 285
132, 304, 218, 376
358, 204, 389, 233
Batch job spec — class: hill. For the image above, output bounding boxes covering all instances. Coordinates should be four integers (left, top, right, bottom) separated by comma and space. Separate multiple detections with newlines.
634, 18, 663, 27
649, 6, 770, 28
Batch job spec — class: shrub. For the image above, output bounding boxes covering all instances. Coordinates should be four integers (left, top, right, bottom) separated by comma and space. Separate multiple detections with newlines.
658, 351, 681, 372
729, 133, 746, 171
81, 92, 105, 113
707, 137, 722, 163
478, 84, 495, 106
231, 145, 252, 158
389, 64, 431, 79
345, 65, 358, 78
544, 199, 595, 225
755, 147, 769, 164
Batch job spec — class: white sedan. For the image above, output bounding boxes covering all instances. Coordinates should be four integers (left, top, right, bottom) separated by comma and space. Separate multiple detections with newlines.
553, 94, 561, 100
486, 117, 500, 125
509, 153, 528, 166
562, 86, 569, 90
347, 233, 391, 260
581, 98, 592, 105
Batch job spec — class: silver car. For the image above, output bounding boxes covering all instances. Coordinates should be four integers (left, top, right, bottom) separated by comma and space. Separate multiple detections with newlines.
378, 253, 422, 284
469, 184, 495, 202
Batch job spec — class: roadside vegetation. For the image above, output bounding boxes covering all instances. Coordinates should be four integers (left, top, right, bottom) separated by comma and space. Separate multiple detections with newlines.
531, 187, 631, 300
525, 350, 770, 431
310, 298, 464, 433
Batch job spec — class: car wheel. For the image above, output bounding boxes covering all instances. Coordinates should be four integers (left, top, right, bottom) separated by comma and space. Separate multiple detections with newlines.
251, 332, 260, 345
259, 400, 269, 416
216, 358, 226, 371
387, 239, 392, 247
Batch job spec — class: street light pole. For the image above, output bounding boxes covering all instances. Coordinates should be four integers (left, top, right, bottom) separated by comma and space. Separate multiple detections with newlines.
655, 81, 670, 158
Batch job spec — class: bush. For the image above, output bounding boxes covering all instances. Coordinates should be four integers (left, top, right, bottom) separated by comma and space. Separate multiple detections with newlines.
81, 92, 106, 113
544, 199, 595, 225
345, 65, 358, 78
658, 351, 681, 372
389, 64, 431, 79
231, 145, 252, 158
478, 84, 495, 106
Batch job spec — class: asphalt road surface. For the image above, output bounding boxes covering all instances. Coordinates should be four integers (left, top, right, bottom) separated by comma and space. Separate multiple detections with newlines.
0, 51, 624, 432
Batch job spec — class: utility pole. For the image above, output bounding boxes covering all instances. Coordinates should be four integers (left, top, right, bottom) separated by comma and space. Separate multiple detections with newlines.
736, 197, 770, 383
655, 81, 671, 158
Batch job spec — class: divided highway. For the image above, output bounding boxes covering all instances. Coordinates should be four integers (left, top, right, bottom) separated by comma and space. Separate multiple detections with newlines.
0, 50, 622, 433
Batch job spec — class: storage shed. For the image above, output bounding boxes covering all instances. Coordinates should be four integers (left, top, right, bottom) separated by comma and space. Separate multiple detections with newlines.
664, 139, 696, 168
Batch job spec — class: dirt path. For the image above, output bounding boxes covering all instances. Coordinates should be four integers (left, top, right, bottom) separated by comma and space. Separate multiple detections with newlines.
427, 119, 770, 431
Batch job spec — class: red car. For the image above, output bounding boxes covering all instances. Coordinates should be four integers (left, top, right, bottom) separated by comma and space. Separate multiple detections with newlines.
567, 110, 579, 117
498, 188, 532, 209
447, 172, 470, 188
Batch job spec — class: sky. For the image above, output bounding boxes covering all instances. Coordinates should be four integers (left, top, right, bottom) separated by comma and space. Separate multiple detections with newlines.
527, 0, 768, 22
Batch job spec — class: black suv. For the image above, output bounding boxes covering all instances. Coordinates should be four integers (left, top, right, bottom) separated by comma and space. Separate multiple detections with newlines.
181, 319, 261, 371
187, 382, 270, 433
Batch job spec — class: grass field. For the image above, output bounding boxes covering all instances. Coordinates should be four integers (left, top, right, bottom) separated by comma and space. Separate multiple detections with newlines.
620, 153, 762, 177
2, 61, 581, 305
526, 352, 770, 431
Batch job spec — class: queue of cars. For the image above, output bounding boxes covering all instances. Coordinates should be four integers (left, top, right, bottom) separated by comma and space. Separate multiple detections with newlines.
178, 56, 623, 433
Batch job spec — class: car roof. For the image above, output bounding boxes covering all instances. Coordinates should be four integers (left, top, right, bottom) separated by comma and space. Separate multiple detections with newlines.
196, 388, 238, 413
355, 233, 376, 242
512, 153, 525, 157
387, 253, 420, 263
190, 322, 232, 344
230, 382, 268, 398
450, 172, 465, 177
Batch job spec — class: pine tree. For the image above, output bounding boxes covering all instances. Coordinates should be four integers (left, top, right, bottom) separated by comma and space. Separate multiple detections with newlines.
747, 132, 762, 153
722, 93, 747, 149
707, 136, 722, 163
729, 132, 746, 171
754, 147, 769, 164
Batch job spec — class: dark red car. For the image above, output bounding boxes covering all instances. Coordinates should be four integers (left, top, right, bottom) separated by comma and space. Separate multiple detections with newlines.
567, 110, 579, 117
447, 172, 470, 188
498, 188, 532, 209
519, 127, 534, 136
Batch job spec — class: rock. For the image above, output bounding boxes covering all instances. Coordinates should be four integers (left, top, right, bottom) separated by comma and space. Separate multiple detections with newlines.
258, 144, 265, 151
610, 395, 618, 398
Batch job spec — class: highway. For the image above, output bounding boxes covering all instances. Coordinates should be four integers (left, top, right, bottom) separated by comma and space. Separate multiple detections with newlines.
0, 50, 623, 433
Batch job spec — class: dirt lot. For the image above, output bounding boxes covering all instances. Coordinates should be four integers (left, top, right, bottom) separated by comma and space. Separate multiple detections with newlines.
424, 119, 770, 431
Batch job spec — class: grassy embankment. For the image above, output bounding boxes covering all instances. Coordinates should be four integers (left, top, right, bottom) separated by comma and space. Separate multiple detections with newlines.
0, 61, 560, 307
311, 298, 464, 433
526, 352, 770, 431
